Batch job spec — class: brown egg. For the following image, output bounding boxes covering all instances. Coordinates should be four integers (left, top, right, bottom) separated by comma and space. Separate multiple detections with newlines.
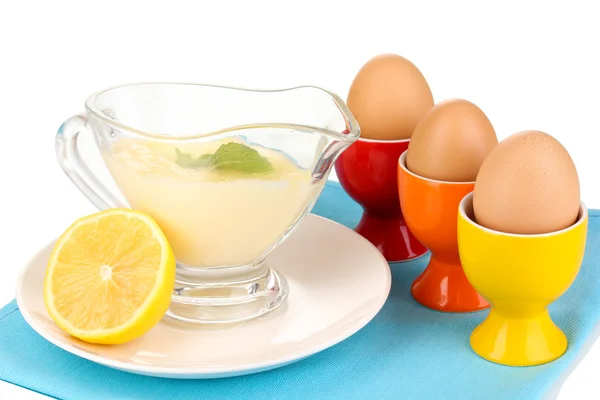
473, 130, 580, 234
347, 53, 434, 140
405, 99, 498, 182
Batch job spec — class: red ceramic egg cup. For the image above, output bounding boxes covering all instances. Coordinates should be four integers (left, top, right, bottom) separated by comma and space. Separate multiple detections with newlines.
398, 151, 489, 313
334, 138, 427, 263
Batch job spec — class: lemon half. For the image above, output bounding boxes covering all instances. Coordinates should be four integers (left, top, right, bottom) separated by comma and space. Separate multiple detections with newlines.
44, 208, 176, 344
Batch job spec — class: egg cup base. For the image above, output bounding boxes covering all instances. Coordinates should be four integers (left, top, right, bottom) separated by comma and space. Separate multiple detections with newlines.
411, 256, 489, 313
470, 308, 567, 367
355, 212, 428, 263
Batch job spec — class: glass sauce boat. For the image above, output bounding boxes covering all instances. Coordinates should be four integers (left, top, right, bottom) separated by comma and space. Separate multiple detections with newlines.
55, 83, 360, 325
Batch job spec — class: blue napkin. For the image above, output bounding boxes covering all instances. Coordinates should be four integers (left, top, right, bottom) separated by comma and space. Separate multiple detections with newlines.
1, 181, 599, 400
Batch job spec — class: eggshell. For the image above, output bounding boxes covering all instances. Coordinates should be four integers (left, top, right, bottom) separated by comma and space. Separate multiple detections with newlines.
473, 130, 580, 234
347, 54, 434, 140
405, 99, 498, 182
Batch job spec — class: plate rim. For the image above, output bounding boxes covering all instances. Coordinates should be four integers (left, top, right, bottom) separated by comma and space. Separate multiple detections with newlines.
16, 213, 392, 378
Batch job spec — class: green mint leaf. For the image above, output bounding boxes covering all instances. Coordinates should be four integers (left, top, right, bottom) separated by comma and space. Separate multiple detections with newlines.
175, 148, 211, 168
174, 142, 274, 174
209, 142, 274, 174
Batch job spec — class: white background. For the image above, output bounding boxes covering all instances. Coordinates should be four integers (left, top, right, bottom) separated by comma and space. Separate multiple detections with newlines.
0, 1, 599, 399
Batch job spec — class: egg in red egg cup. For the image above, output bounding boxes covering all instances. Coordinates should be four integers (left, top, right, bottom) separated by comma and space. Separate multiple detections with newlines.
334, 137, 428, 263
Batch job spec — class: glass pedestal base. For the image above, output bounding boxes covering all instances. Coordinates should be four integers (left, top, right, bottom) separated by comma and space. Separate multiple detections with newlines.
166, 261, 289, 325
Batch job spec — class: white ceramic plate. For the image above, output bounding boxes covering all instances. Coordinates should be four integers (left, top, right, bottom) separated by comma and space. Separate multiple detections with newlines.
16, 214, 391, 379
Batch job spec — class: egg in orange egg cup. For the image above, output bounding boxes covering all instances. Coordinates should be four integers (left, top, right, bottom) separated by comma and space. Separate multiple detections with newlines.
457, 192, 588, 366
398, 151, 489, 312
335, 138, 428, 263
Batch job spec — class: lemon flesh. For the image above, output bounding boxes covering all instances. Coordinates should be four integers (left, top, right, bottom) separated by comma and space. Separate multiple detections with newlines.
44, 208, 176, 344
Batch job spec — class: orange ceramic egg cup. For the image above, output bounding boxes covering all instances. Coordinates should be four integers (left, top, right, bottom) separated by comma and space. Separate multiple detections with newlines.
398, 151, 489, 312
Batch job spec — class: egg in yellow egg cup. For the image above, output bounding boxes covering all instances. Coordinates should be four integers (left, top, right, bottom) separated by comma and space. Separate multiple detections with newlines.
457, 192, 588, 367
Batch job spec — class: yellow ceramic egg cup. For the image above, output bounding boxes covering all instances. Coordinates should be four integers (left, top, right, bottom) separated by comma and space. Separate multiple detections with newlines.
457, 193, 588, 367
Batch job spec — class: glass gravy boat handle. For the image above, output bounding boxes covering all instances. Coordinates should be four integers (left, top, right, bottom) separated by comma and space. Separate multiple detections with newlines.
55, 114, 126, 210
